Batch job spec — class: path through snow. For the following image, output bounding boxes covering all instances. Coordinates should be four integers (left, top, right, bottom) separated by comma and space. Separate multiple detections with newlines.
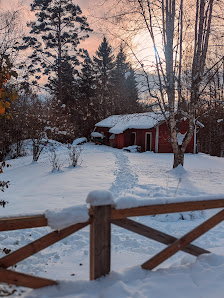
0, 143, 224, 297
109, 151, 138, 199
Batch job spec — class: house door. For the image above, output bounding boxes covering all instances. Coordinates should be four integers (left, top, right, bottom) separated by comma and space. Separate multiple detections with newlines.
145, 132, 151, 151
131, 132, 136, 145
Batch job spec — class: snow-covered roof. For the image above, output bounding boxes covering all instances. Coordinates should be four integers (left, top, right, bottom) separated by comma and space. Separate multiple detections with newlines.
95, 112, 166, 134
95, 114, 124, 128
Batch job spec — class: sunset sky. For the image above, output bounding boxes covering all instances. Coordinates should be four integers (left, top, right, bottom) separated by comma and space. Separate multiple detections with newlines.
1, 0, 111, 56
1, 0, 163, 73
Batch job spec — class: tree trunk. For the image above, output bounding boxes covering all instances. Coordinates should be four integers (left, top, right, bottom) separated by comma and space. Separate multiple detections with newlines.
135, 0, 214, 169
173, 146, 184, 168
58, 1, 62, 102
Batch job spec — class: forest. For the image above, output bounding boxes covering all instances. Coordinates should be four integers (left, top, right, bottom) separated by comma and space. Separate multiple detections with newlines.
0, 0, 224, 165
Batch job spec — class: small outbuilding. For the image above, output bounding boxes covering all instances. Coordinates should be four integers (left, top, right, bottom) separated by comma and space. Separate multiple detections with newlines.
92, 112, 203, 153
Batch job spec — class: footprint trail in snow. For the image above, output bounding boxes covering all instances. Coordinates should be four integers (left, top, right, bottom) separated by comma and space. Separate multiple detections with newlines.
109, 151, 138, 200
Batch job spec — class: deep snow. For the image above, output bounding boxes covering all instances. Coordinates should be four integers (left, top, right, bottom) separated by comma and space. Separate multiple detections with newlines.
0, 142, 224, 297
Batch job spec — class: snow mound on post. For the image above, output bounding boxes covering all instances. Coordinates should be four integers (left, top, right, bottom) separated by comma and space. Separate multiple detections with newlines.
45, 204, 89, 230
86, 190, 114, 206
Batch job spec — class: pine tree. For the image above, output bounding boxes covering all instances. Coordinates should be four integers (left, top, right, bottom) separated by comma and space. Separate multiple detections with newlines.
79, 51, 95, 102
93, 37, 115, 118
112, 45, 140, 114
112, 45, 129, 114
18, 0, 92, 101
46, 57, 78, 105
125, 67, 140, 113
77, 50, 97, 135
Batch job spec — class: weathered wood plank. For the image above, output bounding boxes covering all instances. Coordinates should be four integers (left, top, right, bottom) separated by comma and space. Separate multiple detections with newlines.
0, 220, 90, 268
112, 218, 209, 256
0, 215, 47, 231
90, 206, 111, 280
0, 268, 57, 289
142, 209, 224, 270
111, 199, 224, 219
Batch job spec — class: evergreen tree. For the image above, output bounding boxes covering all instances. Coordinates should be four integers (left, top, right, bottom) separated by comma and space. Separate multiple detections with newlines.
125, 67, 140, 113
79, 51, 95, 102
18, 0, 92, 101
93, 37, 115, 118
46, 57, 78, 105
112, 45, 140, 114
112, 45, 129, 114
77, 50, 97, 135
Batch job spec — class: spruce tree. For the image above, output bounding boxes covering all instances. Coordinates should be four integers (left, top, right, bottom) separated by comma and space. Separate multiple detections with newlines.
19, 0, 92, 101
112, 45, 140, 114
112, 45, 129, 114
125, 67, 140, 113
77, 50, 97, 135
79, 51, 95, 102
46, 57, 78, 105
93, 37, 115, 118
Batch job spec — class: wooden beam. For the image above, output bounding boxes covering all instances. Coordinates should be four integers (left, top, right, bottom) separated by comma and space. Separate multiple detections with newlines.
90, 205, 111, 280
142, 209, 224, 270
111, 199, 224, 219
0, 268, 57, 289
112, 219, 209, 256
0, 220, 90, 268
0, 215, 47, 231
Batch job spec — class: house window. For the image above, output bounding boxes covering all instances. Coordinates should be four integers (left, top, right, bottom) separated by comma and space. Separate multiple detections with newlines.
145, 132, 152, 151
131, 132, 136, 145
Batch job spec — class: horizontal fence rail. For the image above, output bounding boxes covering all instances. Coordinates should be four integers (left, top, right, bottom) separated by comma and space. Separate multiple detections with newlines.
0, 198, 223, 289
0, 215, 47, 231
109, 199, 224, 219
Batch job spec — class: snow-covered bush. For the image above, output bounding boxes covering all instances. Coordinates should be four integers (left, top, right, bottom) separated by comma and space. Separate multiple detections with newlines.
68, 145, 82, 167
32, 138, 48, 162
49, 148, 62, 172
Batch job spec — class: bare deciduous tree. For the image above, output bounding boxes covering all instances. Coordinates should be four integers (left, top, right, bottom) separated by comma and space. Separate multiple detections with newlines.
136, 0, 217, 168
97, 0, 223, 167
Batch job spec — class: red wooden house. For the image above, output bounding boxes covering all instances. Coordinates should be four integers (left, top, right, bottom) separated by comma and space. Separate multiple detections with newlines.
92, 112, 203, 153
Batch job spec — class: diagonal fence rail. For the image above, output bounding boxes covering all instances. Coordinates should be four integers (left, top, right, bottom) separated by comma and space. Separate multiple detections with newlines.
0, 197, 223, 289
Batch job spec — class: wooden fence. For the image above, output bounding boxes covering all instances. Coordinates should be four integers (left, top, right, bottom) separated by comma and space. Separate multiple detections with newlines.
0, 198, 224, 288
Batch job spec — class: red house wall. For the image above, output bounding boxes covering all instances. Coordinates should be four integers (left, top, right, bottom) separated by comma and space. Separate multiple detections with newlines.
95, 118, 194, 153
157, 120, 194, 153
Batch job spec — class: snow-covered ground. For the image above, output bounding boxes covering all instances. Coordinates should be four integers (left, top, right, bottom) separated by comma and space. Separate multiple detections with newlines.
1, 142, 224, 297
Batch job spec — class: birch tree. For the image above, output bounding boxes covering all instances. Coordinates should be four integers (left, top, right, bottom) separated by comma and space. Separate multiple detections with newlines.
98, 0, 222, 167
135, 0, 218, 168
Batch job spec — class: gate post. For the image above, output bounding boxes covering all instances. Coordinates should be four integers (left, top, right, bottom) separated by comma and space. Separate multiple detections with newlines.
86, 190, 113, 280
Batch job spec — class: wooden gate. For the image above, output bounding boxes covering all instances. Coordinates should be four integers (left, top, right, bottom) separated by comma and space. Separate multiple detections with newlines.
0, 198, 224, 288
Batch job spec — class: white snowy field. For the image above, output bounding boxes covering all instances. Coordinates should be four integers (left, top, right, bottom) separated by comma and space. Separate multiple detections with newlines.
1, 141, 224, 297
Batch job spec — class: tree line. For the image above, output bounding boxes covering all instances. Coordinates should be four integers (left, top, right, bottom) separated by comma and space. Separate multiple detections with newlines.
0, 0, 224, 164
0, 0, 142, 160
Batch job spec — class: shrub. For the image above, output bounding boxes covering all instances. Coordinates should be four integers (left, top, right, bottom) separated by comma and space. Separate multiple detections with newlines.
68, 145, 82, 167
49, 148, 62, 172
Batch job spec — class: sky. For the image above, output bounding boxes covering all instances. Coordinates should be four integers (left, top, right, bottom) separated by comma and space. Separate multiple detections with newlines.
1, 0, 163, 71
0, 0, 165, 100
1, 0, 107, 57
